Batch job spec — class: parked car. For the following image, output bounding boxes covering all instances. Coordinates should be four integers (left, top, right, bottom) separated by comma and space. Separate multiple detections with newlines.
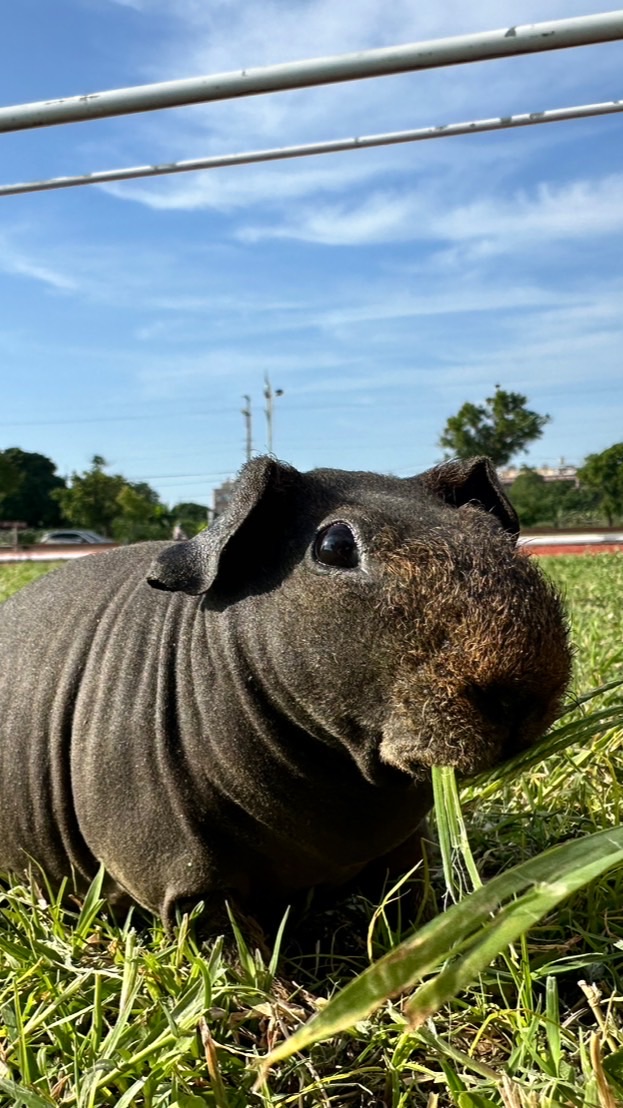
38, 529, 112, 545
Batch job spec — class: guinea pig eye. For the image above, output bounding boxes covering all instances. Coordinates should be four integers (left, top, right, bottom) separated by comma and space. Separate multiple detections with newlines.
313, 523, 359, 569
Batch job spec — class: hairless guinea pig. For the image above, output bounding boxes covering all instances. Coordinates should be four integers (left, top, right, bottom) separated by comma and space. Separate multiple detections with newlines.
0, 455, 571, 931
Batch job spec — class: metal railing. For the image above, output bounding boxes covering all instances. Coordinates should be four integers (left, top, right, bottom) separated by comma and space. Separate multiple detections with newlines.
1, 10, 622, 198
1, 100, 622, 198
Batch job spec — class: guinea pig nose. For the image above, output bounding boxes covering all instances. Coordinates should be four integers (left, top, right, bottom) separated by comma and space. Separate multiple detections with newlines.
465, 682, 533, 728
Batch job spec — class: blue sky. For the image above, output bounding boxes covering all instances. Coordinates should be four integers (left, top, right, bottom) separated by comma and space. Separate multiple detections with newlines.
1, 0, 622, 509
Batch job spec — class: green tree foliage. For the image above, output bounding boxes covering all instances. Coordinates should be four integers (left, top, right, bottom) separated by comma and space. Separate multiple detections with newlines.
113, 484, 170, 544
0, 452, 23, 517
171, 502, 209, 537
508, 469, 551, 528
439, 385, 550, 467
0, 448, 66, 527
543, 480, 600, 527
55, 456, 124, 536
509, 468, 601, 528
577, 443, 623, 526
55, 456, 170, 542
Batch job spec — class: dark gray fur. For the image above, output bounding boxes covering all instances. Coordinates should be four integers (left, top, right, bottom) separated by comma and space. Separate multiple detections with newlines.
0, 456, 571, 930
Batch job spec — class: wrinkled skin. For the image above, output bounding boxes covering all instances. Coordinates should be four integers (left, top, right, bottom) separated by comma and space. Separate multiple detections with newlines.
0, 456, 571, 931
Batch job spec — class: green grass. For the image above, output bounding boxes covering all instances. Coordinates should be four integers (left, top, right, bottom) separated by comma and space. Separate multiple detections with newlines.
0, 562, 63, 603
1, 554, 622, 1107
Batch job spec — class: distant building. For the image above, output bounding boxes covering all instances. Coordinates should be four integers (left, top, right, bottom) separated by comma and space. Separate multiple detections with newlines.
498, 464, 578, 487
212, 478, 237, 519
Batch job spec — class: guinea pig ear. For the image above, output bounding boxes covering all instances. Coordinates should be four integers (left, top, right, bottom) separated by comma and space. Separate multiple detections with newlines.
147, 456, 298, 595
416, 456, 519, 537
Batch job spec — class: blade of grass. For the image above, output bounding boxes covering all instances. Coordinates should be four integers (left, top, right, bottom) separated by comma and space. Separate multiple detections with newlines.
0, 1077, 54, 1107
259, 825, 623, 1071
115, 1077, 149, 1108
474, 702, 623, 796
96, 931, 140, 1060
225, 902, 255, 981
405, 847, 621, 1028
432, 766, 454, 898
268, 907, 291, 979
432, 766, 482, 901
12, 981, 31, 1087
545, 975, 562, 1077
561, 677, 623, 712
74, 865, 105, 943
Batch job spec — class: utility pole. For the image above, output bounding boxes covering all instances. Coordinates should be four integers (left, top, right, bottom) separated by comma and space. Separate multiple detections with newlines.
263, 373, 284, 455
241, 395, 252, 462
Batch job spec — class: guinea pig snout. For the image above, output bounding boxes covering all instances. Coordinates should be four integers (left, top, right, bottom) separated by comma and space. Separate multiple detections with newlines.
463, 681, 540, 735
379, 675, 523, 779
462, 679, 559, 763
375, 531, 571, 779
379, 639, 569, 780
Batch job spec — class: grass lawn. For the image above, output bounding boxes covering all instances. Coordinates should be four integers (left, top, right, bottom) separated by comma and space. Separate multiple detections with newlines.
0, 562, 64, 603
0, 554, 622, 1107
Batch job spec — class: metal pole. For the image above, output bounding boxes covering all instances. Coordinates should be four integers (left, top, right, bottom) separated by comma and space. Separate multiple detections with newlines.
0, 12, 622, 133
263, 375, 284, 455
1, 98, 621, 198
241, 396, 252, 462
264, 378, 273, 456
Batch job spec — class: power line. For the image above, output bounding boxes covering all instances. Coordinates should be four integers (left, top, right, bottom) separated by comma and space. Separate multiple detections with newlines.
0, 406, 240, 428
0, 383, 620, 429
135, 471, 234, 482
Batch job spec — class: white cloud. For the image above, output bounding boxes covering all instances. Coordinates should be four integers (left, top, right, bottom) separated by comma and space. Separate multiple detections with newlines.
238, 190, 418, 245
315, 283, 585, 329
439, 174, 623, 246
136, 348, 355, 396
0, 239, 78, 292
235, 172, 623, 248
235, 193, 419, 248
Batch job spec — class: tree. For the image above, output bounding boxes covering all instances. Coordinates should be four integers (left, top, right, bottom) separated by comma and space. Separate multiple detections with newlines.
55, 456, 172, 542
54, 456, 125, 536
577, 443, 623, 526
171, 501, 209, 537
0, 448, 66, 527
508, 469, 552, 528
112, 484, 170, 544
509, 468, 601, 528
0, 452, 23, 517
439, 385, 550, 467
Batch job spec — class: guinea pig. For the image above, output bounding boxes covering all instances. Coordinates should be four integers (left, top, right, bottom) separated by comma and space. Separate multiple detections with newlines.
0, 455, 570, 931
